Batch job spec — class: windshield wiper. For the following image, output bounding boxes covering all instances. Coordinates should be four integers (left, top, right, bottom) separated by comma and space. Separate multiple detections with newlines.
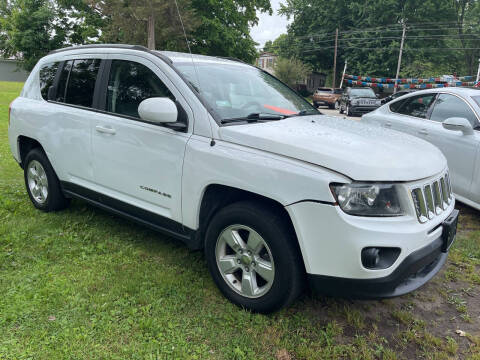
284, 110, 318, 117
221, 113, 285, 124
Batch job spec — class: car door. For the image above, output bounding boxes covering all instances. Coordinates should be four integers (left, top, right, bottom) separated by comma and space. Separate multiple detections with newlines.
422, 93, 480, 201
47, 56, 103, 185
383, 93, 437, 135
91, 55, 192, 225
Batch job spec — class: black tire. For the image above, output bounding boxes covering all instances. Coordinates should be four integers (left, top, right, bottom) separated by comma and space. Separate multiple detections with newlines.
339, 103, 344, 114
346, 104, 353, 116
313, 101, 319, 108
204, 201, 305, 313
328, 103, 335, 109
24, 148, 70, 212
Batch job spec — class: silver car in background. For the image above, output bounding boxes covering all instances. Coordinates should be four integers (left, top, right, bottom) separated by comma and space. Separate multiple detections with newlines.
363, 87, 480, 210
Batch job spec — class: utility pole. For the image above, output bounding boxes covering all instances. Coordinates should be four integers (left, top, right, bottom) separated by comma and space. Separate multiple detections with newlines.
332, 28, 338, 88
476, 58, 480, 83
394, 20, 406, 94
340, 60, 347, 88
147, 14, 155, 50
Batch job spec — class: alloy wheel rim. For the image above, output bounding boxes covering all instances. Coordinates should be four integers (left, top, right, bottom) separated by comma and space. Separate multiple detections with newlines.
215, 224, 275, 299
27, 160, 48, 204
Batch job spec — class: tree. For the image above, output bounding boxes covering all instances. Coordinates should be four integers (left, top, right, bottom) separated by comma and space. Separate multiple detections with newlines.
86, 0, 197, 51
273, 57, 311, 88
279, 0, 477, 78
0, 0, 63, 70
189, 0, 272, 62
263, 40, 273, 52
0, 0, 102, 70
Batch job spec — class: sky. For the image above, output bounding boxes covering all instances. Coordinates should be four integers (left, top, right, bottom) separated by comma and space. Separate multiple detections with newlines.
250, 0, 291, 49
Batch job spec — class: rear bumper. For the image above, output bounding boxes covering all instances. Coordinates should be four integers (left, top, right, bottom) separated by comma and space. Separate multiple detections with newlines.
308, 234, 449, 299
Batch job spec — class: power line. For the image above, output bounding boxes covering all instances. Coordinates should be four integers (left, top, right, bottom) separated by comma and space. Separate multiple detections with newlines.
302, 47, 480, 53
298, 34, 480, 46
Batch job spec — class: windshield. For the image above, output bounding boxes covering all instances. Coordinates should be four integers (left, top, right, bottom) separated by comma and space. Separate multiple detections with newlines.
173, 61, 318, 121
350, 88, 376, 98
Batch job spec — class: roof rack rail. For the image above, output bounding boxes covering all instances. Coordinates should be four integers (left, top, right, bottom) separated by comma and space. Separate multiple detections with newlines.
216, 56, 249, 65
48, 44, 150, 55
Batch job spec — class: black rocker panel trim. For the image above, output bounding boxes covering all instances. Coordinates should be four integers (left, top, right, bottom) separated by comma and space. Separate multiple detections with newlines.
61, 181, 195, 244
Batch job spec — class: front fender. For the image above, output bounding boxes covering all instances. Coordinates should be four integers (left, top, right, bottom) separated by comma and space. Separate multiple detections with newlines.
181, 135, 350, 230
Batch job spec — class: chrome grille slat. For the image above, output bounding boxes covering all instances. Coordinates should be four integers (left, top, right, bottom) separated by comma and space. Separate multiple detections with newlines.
411, 171, 452, 223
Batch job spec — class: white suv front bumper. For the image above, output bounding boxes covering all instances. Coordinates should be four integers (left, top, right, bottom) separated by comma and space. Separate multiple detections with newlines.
286, 197, 456, 298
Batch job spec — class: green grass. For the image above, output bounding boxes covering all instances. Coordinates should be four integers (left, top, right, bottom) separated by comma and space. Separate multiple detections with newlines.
1, 81, 479, 359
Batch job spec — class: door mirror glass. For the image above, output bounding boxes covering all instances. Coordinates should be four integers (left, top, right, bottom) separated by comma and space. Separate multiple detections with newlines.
442, 117, 474, 135
138, 97, 178, 124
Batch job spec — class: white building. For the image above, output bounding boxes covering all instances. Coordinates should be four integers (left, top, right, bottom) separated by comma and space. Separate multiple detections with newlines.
256, 52, 277, 74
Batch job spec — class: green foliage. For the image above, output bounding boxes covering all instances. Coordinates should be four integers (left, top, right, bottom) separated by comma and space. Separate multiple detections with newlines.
278, 0, 480, 77
189, 0, 272, 63
0, 0, 102, 71
0, 0, 271, 68
87, 0, 197, 51
273, 57, 311, 87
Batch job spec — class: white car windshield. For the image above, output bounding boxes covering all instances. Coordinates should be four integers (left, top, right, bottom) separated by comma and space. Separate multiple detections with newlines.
173, 61, 318, 121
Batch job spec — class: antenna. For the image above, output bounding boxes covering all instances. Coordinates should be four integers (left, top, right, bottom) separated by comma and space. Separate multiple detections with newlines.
173, 0, 215, 145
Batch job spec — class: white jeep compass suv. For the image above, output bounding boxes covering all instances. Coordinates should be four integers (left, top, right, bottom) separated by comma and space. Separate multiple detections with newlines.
8, 45, 458, 313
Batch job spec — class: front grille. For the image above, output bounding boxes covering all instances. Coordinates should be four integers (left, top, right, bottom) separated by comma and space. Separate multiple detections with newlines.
411, 172, 453, 223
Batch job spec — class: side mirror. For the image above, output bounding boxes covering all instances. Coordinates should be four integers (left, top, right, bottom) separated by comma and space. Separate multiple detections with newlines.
442, 117, 473, 135
138, 97, 178, 124
442, 117, 474, 135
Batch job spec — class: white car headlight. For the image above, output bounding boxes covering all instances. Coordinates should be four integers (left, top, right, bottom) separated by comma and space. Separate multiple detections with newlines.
330, 183, 404, 217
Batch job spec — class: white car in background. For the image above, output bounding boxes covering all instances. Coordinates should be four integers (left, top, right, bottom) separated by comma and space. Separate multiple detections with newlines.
363, 88, 480, 210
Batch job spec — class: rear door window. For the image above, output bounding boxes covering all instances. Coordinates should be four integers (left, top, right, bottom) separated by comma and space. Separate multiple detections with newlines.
391, 93, 436, 119
64, 59, 101, 107
55, 60, 72, 102
39, 62, 59, 100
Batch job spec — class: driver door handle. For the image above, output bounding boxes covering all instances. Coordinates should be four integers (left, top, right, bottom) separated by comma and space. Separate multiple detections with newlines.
95, 125, 116, 135
384, 121, 392, 127
418, 129, 428, 135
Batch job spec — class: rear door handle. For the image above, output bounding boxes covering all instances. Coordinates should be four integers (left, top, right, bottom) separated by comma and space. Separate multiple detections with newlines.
418, 129, 428, 135
384, 121, 392, 127
95, 125, 116, 135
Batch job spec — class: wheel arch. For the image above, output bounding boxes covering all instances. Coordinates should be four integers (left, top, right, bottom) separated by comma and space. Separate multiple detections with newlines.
17, 136, 44, 168
191, 184, 304, 265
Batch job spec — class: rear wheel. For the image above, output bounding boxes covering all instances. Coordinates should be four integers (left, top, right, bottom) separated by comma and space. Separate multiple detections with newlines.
334, 101, 340, 110
328, 103, 335, 109
24, 148, 70, 212
313, 101, 319, 108
205, 201, 304, 313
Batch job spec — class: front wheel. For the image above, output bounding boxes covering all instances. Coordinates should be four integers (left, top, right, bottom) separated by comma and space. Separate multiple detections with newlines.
346, 104, 353, 116
205, 201, 304, 313
334, 101, 340, 110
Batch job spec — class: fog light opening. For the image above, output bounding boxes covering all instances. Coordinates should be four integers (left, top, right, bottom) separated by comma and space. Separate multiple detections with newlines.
361, 247, 401, 270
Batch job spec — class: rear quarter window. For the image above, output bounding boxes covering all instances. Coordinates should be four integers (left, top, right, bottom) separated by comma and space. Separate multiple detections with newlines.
39, 62, 59, 100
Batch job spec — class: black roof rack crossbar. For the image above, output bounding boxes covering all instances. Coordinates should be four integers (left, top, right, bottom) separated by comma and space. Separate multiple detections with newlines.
48, 44, 150, 55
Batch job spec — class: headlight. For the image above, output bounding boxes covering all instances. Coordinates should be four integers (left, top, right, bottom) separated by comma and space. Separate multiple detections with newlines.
330, 183, 404, 217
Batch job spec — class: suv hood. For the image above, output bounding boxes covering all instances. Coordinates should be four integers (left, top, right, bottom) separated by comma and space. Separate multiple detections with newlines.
218, 115, 446, 181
